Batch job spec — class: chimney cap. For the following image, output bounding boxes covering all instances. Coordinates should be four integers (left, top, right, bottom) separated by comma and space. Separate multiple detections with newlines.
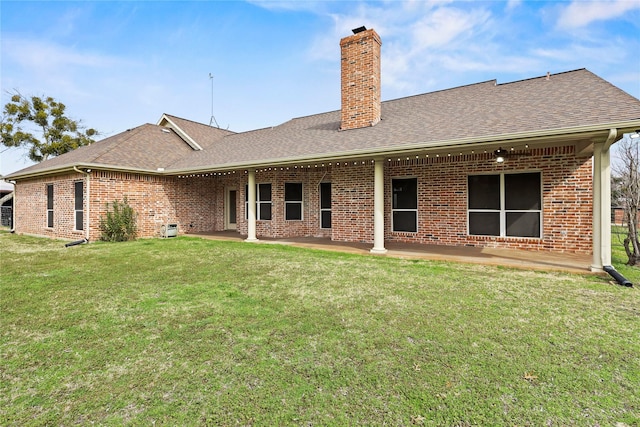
352, 26, 367, 34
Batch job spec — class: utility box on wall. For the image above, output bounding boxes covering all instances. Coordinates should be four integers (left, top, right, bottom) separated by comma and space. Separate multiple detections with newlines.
160, 223, 178, 238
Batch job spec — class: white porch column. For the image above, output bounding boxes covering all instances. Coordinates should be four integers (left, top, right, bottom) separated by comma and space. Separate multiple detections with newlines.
600, 145, 612, 266
592, 143, 602, 271
591, 139, 613, 271
370, 158, 387, 254
245, 169, 258, 242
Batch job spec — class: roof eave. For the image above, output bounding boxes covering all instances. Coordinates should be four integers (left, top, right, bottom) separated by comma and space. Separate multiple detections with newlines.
5, 163, 165, 181
7, 120, 639, 180
165, 121, 640, 174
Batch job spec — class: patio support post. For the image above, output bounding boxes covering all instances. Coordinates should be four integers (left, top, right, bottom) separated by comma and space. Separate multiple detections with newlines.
592, 143, 602, 271
245, 169, 258, 242
591, 131, 615, 271
371, 158, 387, 254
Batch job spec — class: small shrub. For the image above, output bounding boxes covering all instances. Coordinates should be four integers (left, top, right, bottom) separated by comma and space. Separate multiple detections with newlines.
99, 197, 137, 242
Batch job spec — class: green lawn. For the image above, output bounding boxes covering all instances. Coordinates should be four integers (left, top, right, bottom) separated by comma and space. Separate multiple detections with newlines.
612, 227, 640, 285
1, 232, 638, 426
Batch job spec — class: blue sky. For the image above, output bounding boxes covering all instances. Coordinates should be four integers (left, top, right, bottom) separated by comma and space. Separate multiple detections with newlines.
1, 0, 639, 175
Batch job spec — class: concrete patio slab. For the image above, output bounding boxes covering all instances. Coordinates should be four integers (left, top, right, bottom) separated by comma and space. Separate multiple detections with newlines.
189, 231, 594, 275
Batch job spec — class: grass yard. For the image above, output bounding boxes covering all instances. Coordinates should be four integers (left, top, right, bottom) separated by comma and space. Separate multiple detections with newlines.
1, 232, 638, 426
611, 226, 640, 285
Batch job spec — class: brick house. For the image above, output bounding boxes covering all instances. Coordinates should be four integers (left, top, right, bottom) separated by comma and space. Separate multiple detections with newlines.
6, 28, 640, 271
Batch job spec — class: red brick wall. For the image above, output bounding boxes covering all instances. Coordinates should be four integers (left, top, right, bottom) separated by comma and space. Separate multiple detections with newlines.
384, 146, 593, 253
13, 145, 593, 253
91, 171, 235, 239
14, 172, 87, 240
235, 168, 332, 239
90, 171, 175, 239
332, 162, 375, 243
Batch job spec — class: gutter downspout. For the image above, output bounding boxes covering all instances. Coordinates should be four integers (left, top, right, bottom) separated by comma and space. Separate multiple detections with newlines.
591, 129, 617, 272
7, 180, 16, 233
73, 167, 91, 241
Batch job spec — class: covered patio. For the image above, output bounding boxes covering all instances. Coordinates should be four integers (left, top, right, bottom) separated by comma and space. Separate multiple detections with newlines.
190, 231, 594, 275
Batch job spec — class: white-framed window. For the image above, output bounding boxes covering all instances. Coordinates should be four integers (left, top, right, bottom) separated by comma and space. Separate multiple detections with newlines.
46, 184, 54, 228
245, 183, 272, 221
320, 182, 331, 229
392, 177, 418, 232
285, 183, 303, 221
74, 181, 84, 231
467, 172, 542, 238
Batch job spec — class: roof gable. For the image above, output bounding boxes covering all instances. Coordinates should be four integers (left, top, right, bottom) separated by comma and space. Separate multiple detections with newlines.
158, 114, 235, 150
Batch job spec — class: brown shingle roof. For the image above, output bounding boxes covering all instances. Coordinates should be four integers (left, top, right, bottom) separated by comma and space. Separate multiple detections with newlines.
8, 68, 640, 179
8, 124, 195, 176
158, 114, 235, 149
166, 69, 640, 171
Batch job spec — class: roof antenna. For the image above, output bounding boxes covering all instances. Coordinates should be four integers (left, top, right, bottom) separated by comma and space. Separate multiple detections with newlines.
209, 73, 220, 128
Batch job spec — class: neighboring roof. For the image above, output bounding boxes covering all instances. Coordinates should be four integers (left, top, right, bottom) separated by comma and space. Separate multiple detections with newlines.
7, 69, 640, 180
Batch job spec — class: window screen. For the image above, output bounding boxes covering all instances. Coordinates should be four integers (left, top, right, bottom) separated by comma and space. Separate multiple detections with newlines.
392, 178, 417, 232
285, 183, 303, 220
46, 184, 54, 228
468, 175, 500, 210
320, 183, 331, 229
245, 183, 272, 221
505, 173, 541, 210
74, 181, 84, 231
468, 173, 541, 238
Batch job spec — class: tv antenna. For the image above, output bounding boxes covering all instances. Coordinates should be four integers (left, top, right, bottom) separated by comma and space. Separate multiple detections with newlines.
209, 73, 220, 128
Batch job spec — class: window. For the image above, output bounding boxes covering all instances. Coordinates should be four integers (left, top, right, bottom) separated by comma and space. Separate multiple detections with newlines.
245, 183, 272, 221
75, 181, 84, 231
46, 184, 54, 228
285, 183, 303, 220
392, 178, 417, 232
468, 172, 541, 238
320, 182, 331, 229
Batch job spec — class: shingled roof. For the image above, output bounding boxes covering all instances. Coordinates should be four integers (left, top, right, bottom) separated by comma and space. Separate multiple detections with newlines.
8, 124, 196, 176
7, 69, 640, 179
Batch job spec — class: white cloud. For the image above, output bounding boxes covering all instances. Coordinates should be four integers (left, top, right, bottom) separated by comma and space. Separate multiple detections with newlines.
410, 7, 491, 49
505, 0, 522, 12
556, 0, 640, 29
2, 37, 129, 71
306, 2, 496, 93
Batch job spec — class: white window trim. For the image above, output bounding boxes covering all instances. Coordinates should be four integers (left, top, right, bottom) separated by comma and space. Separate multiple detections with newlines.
74, 181, 84, 231
46, 184, 54, 228
284, 182, 303, 221
391, 176, 418, 233
467, 172, 543, 238
245, 183, 272, 221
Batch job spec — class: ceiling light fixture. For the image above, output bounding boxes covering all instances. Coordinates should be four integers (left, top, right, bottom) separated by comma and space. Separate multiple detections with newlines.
494, 148, 507, 163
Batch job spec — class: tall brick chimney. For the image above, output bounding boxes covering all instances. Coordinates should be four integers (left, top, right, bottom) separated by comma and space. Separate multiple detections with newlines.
340, 27, 382, 130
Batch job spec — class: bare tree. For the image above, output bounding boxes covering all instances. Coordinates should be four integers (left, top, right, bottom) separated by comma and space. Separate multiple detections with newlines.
612, 135, 640, 265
